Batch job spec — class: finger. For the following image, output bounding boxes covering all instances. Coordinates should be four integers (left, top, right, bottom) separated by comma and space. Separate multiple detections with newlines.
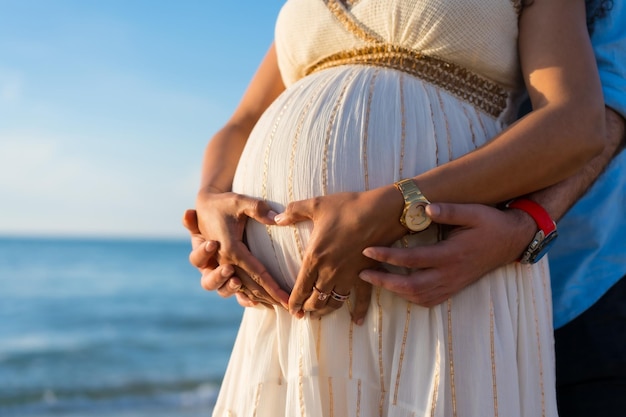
358, 269, 419, 298
230, 251, 290, 309
274, 199, 315, 225
233, 265, 283, 306
200, 264, 235, 292
303, 284, 332, 312
239, 196, 279, 225
425, 203, 483, 227
182, 209, 200, 234
218, 238, 290, 308
309, 297, 346, 319
361, 246, 423, 267
216, 277, 243, 298
350, 280, 372, 325
189, 240, 219, 269
289, 266, 318, 317
362, 243, 454, 269
359, 268, 448, 306
234, 292, 258, 308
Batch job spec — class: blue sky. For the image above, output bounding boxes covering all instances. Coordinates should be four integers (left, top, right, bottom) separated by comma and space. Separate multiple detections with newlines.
0, 1, 284, 239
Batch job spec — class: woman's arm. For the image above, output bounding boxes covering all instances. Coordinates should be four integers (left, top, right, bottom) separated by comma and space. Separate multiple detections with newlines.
194, 43, 289, 308
413, 0, 605, 204
198, 43, 286, 194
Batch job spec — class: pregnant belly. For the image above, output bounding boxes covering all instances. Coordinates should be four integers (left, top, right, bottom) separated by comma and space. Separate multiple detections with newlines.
232, 65, 500, 290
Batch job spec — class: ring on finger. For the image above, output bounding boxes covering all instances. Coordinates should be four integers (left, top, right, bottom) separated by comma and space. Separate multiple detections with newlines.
313, 285, 330, 301
330, 290, 350, 302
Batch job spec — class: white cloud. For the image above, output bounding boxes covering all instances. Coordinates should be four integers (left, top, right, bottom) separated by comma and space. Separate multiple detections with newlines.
0, 130, 200, 238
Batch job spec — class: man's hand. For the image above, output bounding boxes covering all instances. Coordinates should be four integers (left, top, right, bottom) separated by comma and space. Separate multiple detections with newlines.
359, 203, 536, 307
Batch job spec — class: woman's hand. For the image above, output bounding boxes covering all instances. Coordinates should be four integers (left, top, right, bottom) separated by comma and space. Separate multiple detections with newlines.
182, 209, 279, 308
274, 186, 407, 318
194, 190, 290, 309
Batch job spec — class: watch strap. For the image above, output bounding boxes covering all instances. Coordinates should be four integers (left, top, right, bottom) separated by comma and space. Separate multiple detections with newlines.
506, 198, 556, 235
506, 198, 558, 264
394, 179, 430, 205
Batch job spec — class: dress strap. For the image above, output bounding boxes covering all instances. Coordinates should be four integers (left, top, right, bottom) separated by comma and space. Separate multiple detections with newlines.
324, 0, 382, 43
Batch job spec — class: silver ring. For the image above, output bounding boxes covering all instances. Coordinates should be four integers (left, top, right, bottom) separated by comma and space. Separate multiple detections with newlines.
313, 285, 330, 301
330, 290, 350, 302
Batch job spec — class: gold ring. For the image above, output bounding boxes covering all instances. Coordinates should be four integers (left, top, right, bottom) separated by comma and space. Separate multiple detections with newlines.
330, 290, 350, 302
313, 285, 330, 301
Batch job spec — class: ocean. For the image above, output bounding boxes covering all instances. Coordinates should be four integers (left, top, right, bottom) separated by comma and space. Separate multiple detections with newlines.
0, 237, 244, 417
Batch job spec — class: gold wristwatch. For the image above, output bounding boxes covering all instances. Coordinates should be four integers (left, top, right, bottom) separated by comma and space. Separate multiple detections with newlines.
394, 178, 431, 233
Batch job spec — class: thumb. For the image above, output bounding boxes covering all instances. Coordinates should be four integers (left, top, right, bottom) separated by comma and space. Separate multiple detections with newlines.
240, 198, 279, 225
274, 199, 313, 225
182, 209, 201, 234
350, 280, 372, 325
426, 202, 481, 228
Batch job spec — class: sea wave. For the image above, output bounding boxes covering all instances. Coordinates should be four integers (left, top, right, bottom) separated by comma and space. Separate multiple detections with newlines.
0, 378, 219, 416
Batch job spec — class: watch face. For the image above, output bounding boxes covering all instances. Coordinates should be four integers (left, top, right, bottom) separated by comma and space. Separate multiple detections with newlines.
405, 202, 431, 232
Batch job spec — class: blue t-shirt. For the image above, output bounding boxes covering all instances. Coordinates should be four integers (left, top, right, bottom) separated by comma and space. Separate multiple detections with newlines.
549, 0, 626, 329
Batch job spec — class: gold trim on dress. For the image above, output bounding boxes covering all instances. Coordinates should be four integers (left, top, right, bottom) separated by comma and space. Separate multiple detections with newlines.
489, 299, 499, 417
305, 45, 508, 118
325, 0, 382, 43
447, 299, 458, 417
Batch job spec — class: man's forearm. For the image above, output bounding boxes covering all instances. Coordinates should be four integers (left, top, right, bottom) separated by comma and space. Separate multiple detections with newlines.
529, 107, 625, 221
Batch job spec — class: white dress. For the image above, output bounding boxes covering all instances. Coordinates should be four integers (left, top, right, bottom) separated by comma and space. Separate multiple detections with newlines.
214, 1, 558, 416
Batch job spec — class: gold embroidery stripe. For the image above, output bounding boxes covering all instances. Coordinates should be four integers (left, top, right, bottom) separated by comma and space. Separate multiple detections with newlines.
349, 320, 354, 379
306, 45, 508, 118
316, 319, 322, 360
393, 301, 412, 405
399, 74, 406, 179
362, 69, 379, 191
462, 105, 479, 149
324, 0, 382, 43
427, 91, 440, 166
299, 325, 306, 417
490, 298, 499, 417
376, 287, 385, 417
263, 92, 299, 284
329, 377, 334, 417
289, 77, 333, 259
447, 299, 458, 417
357, 379, 362, 417
429, 331, 441, 417
435, 89, 453, 162
530, 266, 546, 417
322, 68, 358, 195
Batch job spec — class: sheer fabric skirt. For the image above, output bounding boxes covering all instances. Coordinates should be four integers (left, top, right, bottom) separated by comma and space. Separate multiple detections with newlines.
213, 66, 558, 417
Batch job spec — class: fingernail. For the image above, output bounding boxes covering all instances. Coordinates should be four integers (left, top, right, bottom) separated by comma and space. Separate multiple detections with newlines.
267, 210, 278, 221
359, 271, 371, 282
362, 247, 373, 257
426, 203, 440, 217
274, 214, 284, 224
221, 265, 234, 277
356, 318, 364, 326
228, 280, 240, 290
204, 240, 217, 252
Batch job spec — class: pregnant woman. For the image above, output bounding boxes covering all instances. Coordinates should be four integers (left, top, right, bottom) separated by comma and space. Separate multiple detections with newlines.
194, 0, 604, 416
